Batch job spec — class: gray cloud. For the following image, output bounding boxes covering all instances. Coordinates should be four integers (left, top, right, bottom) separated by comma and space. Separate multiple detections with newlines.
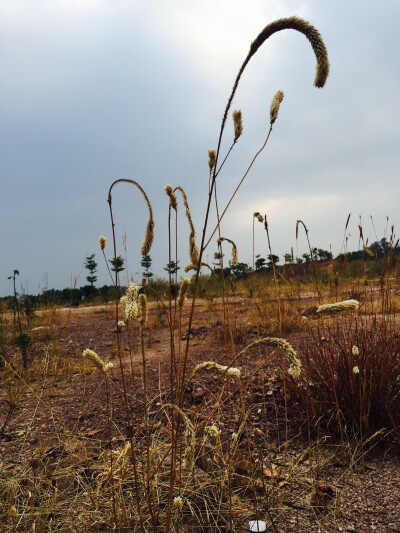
1, 0, 399, 294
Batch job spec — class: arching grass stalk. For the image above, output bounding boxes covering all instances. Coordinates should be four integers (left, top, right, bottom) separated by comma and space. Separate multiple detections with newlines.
296, 219, 322, 302
180, 16, 329, 398
264, 214, 283, 337
107, 178, 155, 533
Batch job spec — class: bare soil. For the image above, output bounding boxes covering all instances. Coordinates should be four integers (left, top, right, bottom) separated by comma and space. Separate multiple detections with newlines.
1, 298, 400, 532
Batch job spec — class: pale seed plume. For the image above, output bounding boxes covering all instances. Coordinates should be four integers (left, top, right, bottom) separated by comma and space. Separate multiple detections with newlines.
99, 236, 107, 251
164, 184, 178, 211
270, 90, 284, 125
184, 261, 214, 274
208, 149, 217, 171
238, 337, 302, 379
83, 348, 113, 374
316, 299, 359, 315
193, 361, 241, 379
178, 277, 191, 308
218, 237, 238, 266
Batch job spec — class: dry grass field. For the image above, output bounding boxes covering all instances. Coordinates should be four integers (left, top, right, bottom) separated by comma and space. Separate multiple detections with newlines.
1, 274, 400, 532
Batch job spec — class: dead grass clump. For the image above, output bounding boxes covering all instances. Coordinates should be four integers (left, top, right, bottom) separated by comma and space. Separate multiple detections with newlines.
291, 315, 400, 440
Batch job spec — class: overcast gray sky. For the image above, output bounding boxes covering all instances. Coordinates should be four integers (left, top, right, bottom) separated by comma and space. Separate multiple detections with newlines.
1, 0, 399, 295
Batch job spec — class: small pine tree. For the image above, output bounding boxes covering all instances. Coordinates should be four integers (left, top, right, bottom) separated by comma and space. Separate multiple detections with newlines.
109, 255, 125, 274
164, 260, 180, 276
85, 254, 98, 287
141, 254, 154, 280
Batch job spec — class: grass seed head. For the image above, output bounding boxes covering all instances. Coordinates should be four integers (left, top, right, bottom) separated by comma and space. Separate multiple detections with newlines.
178, 277, 191, 308
208, 149, 217, 171
164, 184, 178, 211
99, 236, 107, 250
193, 361, 241, 379
232, 109, 243, 141
317, 299, 359, 315
270, 90, 284, 125
83, 348, 113, 374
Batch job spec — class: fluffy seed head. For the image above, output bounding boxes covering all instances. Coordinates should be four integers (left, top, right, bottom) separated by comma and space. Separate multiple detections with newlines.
238, 337, 302, 379
138, 293, 148, 329
317, 299, 359, 315
141, 212, 154, 256
83, 348, 113, 374
173, 496, 183, 510
99, 236, 107, 250
205, 425, 221, 438
249, 17, 330, 88
352, 345, 359, 356
178, 278, 191, 308
208, 149, 217, 171
164, 184, 178, 211
232, 109, 243, 141
193, 361, 241, 379
353, 366, 360, 374
270, 90, 285, 125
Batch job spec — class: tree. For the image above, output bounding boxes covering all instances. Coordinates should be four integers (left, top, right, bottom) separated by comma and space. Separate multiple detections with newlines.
164, 260, 180, 276
84, 254, 98, 287
283, 253, 293, 264
109, 255, 125, 274
230, 262, 248, 279
267, 254, 279, 269
141, 254, 154, 280
255, 255, 267, 272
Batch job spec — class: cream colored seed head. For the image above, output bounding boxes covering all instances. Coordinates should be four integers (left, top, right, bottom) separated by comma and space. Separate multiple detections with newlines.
99, 236, 107, 250
270, 90, 285, 125
193, 361, 241, 379
317, 299, 359, 315
178, 277, 191, 308
164, 184, 178, 211
173, 496, 183, 510
83, 348, 113, 374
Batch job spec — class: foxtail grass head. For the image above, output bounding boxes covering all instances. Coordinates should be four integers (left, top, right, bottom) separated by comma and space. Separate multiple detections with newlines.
218, 237, 238, 266
193, 361, 241, 379
249, 17, 330, 88
232, 109, 243, 141
83, 348, 113, 374
164, 184, 178, 211
208, 149, 217, 171
178, 277, 191, 308
99, 236, 107, 251
270, 90, 284, 125
317, 299, 359, 315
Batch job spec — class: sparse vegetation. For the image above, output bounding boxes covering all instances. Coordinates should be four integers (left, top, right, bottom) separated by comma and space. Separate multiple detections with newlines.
1, 15, 399, 533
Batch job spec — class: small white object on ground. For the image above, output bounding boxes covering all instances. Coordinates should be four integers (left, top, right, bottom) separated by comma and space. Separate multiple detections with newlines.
249, 520, 266, 532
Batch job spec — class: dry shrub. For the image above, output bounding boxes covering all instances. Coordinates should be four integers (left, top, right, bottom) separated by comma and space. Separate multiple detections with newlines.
290, 315, 400, 439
